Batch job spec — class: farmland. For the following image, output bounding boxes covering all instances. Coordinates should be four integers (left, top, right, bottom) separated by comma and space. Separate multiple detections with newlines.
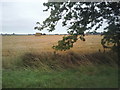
2, 35, 118, 88
2, 35, 104, 60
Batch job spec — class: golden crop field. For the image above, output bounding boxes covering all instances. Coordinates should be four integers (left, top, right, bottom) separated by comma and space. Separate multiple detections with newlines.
2, 35, 105, 57
2, 35, 106, 58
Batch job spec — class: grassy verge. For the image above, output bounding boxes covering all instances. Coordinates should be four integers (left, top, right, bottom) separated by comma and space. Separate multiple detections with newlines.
2, 51, 118, 88
3, 65, 118, 88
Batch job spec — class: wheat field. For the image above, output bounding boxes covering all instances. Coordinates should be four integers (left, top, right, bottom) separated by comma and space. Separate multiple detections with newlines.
2, 35, 105, 57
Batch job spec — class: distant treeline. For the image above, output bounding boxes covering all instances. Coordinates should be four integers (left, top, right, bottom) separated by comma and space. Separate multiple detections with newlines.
1, 33, 35, 36
1, 32, 102, 36
1, 33, 67, 36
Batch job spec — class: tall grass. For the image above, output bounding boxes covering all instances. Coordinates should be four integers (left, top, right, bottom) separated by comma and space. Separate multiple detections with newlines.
16, 51, 118, 70
3, 51, 118, 70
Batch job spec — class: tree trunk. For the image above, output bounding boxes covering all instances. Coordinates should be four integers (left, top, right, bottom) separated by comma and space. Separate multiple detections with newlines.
117, 40, 120, 67
117, 33, 120, 67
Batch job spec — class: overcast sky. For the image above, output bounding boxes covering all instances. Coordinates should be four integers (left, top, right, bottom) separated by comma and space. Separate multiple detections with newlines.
1, 0, 107, 34
1, 0, 68, 34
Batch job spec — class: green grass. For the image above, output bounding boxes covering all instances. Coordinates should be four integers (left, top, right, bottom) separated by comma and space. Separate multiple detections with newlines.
3, 65, 118, 88
2, 51, 118, 88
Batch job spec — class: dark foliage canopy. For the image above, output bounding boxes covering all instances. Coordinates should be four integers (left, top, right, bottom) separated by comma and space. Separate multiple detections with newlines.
35, 1, 120, 53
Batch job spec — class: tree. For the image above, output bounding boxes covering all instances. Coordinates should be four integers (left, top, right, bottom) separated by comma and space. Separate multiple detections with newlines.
35, 2, 120, 62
